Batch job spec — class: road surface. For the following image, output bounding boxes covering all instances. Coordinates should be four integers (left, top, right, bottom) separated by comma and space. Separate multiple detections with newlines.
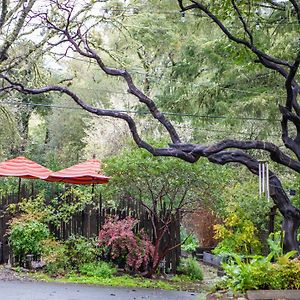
0, 280, 199, 300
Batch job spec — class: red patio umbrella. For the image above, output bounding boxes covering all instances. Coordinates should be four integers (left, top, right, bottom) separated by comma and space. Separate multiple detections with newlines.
0, 156, 51, 179
44, 159, 110, 185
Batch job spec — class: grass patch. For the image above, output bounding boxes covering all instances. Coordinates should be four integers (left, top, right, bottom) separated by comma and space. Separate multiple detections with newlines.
31, 272, 178, 290
171, 274, 196, 282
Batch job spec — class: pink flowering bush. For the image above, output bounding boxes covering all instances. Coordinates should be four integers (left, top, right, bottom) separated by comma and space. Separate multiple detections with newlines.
98, 216, 154, 272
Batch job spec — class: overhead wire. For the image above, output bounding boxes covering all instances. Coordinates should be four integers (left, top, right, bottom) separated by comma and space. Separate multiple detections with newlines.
87, 6, 300, 25
1, 98, 281, 139
0, 98, 285, 138
45, 54, 286, 98
0, 99, 281, 122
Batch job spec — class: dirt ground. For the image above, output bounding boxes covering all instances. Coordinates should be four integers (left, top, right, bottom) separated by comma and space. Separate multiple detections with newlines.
0, 265, 33, 282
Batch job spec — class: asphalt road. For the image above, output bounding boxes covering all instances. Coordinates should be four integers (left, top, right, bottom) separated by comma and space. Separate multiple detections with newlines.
0, 281, 199, 300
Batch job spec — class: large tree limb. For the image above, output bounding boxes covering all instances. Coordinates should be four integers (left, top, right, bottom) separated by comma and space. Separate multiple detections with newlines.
170, 139, 300, 173
208, 150, 300, 217
279, 51, 300, 157
3, 73, 300, 175
0, 75, 195, 162
285, 51, 300, 110
44, 19, 182, 145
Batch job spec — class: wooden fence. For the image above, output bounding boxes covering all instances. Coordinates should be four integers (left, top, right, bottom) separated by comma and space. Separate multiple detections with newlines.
0, 187, 181, 272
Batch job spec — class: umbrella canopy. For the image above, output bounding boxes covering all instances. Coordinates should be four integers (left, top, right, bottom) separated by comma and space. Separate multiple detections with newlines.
45, 159, 110, 185
0, 156, 51, 179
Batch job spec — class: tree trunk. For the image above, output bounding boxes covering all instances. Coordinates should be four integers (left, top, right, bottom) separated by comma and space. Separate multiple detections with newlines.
268, 206, 277, 235
282, 216, 300, 253
270, 176, 300, 253
208, 150, 300, 253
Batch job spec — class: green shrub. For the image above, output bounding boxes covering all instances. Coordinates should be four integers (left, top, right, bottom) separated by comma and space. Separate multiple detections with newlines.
79, 261, 117, 278
267, 231, 284, 258
9, 216, 50, 261
213, 212, 262, 256
64, 235, 98, 269
178, 257, 203, 281
181, 228, 199, 253
221, 251, 299, 292
222, 253, 272, 292
41, 238, 68, 276
268, 258, 300, 290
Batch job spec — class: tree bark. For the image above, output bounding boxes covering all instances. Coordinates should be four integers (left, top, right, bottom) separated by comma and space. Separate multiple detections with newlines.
269, 177, 300, 253
282, 216, 300, 253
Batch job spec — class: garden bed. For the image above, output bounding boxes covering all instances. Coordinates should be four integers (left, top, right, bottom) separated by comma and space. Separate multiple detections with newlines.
29, 271, 204, 292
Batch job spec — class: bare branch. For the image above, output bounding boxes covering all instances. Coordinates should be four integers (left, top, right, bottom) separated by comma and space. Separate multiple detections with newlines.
181, 1, 291, 70
231, 0, 254, 45
171, 139, 300, 174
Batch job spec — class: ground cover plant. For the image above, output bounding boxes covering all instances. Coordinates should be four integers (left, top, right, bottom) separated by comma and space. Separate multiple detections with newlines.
32, 271, 179, 290
178, 257, 203, 281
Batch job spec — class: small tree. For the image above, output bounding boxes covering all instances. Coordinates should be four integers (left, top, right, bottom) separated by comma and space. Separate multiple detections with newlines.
103, 147, 207, 276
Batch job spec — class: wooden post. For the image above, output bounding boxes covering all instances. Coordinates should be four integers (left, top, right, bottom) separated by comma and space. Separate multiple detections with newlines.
268, 206, 277, 235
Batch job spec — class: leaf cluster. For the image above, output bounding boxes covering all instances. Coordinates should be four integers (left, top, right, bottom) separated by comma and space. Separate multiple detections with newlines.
8, 217, 50, 259
213, 209, 262, 256
221, 250, 300, 292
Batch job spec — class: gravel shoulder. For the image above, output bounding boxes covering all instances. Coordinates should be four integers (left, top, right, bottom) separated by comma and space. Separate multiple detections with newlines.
0, 265, 34, 282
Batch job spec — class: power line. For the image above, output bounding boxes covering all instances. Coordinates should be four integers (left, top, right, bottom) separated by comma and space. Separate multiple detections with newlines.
176, 123, 280, 138
91, 7, 300, 25
2, 99, 279, 138
1, 99, 281, 122
46, 54, 285, 98
61, 81, 282, 97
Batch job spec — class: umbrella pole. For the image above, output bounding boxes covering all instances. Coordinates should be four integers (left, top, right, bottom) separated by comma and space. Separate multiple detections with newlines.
88, 183, 95, 237
18, 178, 21, 201
31, 181, 34, 197
92, 183, 95, 201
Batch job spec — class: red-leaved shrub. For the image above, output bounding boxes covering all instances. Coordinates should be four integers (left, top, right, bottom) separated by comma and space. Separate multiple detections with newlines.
98, 216, 154, 272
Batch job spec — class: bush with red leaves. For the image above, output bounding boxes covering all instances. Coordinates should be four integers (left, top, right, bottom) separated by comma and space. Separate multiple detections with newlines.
98, 216, 154, 272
